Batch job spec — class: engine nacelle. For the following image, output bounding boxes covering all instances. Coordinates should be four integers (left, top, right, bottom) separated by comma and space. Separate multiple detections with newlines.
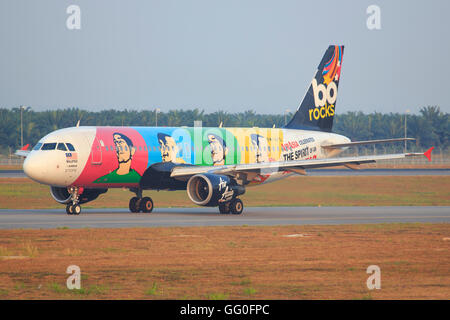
186, 174, 245, 207
50, 186, 107, 204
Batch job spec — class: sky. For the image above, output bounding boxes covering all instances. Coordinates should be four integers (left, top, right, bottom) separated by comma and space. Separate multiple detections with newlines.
0, 0, 449, 114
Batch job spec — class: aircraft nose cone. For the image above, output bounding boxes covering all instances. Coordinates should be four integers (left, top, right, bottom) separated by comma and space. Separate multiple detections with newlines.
23, 153, 47, 183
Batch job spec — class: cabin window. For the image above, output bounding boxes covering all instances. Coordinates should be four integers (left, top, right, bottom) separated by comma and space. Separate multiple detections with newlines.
245, 146, 249, 151
66, 143, 75, 151
33, 143, 42, 151
41, 143, 57, 150
105, 146, 109, 151
57, 143, 67, 151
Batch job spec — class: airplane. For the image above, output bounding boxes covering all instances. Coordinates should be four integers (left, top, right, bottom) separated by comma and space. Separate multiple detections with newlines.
16, 45, 433, 215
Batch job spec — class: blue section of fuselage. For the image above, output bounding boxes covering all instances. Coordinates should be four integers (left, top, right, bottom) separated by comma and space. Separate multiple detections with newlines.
132, 127, 194, 168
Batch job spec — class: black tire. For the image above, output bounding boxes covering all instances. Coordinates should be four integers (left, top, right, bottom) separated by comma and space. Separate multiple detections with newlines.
72, 204, 81, 215
66, 204, 73, 215
230, 198, 244, 215
129, 197, 141, 213
218, 203, 230, 214
140, 197, 154, 213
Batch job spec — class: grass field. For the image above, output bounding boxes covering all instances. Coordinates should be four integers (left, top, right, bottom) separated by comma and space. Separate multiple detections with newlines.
0, 176, 449, 209
0, 223, 448, 299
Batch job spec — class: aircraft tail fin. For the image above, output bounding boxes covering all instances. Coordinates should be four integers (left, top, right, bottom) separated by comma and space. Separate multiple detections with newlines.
285, 45, 344, 132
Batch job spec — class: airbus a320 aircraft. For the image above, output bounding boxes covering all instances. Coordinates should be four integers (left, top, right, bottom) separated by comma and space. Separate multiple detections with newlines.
17, 46, 433, 215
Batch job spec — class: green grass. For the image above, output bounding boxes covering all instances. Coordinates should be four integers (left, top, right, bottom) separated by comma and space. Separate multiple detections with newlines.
71, 285, 107, 296
14, 282, 26, 290
1, 176, 449, 209
231, 279, 251, 286
49, 283, 65, 294
207, 292, 229, 300
22, 242, 39, 257
243, 287, 257, 296
0, 246, 13, 256
145, 282, 160, 296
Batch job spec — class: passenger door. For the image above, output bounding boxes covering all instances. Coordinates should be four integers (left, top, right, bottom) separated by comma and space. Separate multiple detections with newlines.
91, 137, 103, 165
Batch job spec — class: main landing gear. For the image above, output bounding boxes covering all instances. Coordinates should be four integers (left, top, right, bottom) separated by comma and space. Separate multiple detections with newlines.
66, 186, 82, 215
218, 198, 244, 215
129, 188, 154, 213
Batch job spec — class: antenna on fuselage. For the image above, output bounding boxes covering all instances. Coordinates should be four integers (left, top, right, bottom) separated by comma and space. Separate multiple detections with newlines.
219, 121, 223, 128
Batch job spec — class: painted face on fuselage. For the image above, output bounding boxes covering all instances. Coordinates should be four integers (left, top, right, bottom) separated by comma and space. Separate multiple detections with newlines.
251, 134, 269, 163
113, 133, 134, 164
208, 134, 227, 165
159, 135, 178, 162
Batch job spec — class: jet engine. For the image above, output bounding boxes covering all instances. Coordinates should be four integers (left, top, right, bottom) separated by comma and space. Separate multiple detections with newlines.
186, 174, 245, 207
50, 186, 107, 204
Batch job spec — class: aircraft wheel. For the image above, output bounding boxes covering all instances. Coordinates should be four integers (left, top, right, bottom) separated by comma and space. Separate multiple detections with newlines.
218, 203, 230, 214
72, 204, 81, 215
66, 204, 73, 215
230, 198, 244, 215
140, 197, 154, 213
129, 197, 141, 213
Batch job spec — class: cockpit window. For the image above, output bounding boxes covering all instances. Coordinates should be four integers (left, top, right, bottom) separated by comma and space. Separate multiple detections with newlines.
41, 143, 57, 150
32, 143, 42, 151
57, 143, 67, 151
66, 143, 75, 151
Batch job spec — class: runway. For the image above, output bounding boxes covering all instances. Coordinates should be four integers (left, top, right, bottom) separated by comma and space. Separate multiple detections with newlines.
0, 206, 448, 229
1, 168, 449, 178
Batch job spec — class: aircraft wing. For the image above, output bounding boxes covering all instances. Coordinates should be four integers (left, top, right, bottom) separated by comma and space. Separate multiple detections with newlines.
321, 138, 415, 149
170, 148, 433, 182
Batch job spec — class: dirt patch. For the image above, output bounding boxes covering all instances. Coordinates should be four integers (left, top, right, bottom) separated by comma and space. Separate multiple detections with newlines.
0, 224, 448, 299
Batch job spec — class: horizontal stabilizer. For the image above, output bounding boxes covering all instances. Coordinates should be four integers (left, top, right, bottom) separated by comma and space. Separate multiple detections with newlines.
14, 150, 30, 157
322, 138, 415, 149
14, 144, 30, 157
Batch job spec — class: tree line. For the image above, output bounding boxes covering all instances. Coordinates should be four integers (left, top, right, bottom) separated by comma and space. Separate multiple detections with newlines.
0, 106, 448, 155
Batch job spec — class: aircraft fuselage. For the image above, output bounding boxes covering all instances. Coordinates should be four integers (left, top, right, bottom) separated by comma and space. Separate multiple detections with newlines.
23, 126, 350, 188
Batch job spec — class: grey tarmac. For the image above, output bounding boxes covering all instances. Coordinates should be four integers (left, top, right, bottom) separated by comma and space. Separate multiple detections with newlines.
0, 206, 448, 229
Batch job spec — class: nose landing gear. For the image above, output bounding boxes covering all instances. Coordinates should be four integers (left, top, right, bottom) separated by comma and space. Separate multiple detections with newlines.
66, 186, 82, 215
66, 203, 81, 215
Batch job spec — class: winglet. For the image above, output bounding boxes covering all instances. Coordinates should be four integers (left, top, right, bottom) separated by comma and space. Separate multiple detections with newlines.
424, 147, 434, 162
20, 144, 30, 151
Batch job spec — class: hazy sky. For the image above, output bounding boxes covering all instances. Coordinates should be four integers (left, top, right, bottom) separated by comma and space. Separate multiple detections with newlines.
0, 0, 449, 114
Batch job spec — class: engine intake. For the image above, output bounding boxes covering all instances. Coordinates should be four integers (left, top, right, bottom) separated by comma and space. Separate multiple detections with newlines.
187, 174, 244, 207
50, 186, 107, 204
